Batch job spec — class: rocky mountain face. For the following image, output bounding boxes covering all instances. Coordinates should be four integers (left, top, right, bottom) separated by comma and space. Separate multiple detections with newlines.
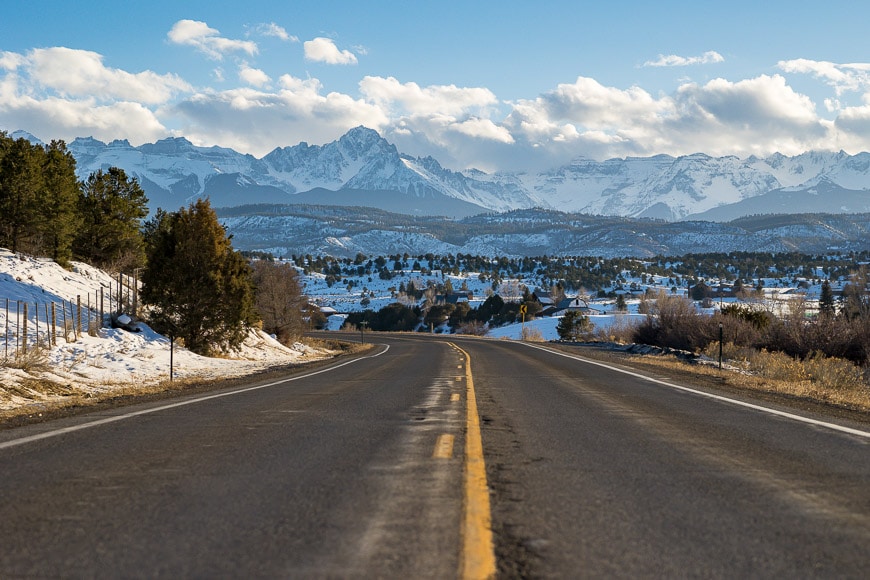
53, 126, 870, 221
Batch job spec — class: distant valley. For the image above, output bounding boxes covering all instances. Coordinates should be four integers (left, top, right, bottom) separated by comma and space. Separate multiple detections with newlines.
217, 205, 870, 259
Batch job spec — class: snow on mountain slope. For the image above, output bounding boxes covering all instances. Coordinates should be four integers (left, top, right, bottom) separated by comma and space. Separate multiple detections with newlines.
12, 126, 866, 220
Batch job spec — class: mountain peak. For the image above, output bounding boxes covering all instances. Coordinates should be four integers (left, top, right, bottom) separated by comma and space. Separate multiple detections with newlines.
138, 136, 196, 155
54, 125, 870, 221
9, 130, 44, 146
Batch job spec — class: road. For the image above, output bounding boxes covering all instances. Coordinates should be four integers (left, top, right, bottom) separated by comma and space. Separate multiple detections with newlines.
0, 334, 868, 578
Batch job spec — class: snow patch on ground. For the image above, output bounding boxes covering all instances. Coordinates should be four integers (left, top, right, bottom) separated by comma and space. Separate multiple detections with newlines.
0, 249, 328, 411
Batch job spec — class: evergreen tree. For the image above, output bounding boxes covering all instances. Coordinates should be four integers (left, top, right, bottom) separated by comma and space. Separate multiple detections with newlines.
819, 280, 835, 316
0, 136, 44, 253
75, 167, 148, 270
615, 293, 627, 312
141, 199, 258, 355
556, 310, 592, 341
39, 140, 81, 265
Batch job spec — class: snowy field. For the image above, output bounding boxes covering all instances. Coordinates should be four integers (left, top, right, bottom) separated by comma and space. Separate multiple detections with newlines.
1, 249, 824, 412
0, 249, 327, 411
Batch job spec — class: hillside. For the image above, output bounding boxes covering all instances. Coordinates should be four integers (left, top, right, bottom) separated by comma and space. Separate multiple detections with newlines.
218, 205, 870, 258
0, 249, 324, 410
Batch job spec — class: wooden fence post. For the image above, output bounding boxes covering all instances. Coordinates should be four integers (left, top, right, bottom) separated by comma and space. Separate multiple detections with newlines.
51, 302, 57, 347
62, 301, 70, 343
22, 303, 28, 356
16, 301, 21, 355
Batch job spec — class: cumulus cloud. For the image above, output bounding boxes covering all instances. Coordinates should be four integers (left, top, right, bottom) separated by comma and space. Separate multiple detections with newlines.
7, 32, 870, 174
0, 47, 181, 145
354, 75, 512, 166
498, 73, 834, 163
359, 76, 498, 117
168, 20, 258, 60
644, 51, 724, 67
0, 51, 25, 71
238, 64, 271, 88
303, 37, 358, 65
26, 47, 190, 104
170, 74, 387, 156
0, 91, 168, 146
779, 58, 870, 97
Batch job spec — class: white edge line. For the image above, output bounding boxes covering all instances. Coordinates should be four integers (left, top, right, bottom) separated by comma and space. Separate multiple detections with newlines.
518, 342, 870, 440
0, 344, 390, 451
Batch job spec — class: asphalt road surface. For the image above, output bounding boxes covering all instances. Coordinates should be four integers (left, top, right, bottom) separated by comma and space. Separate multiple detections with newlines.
0, 334, 868, 578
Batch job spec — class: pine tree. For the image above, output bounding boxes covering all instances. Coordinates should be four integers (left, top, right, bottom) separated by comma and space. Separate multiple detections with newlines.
819, 280, 835, 316
615, 293, 627, 312
75, 167, 148, 270
0, 136, 44, 253
39, 140, 81, 265
556, 310, 591, 341
141, 199, 258, 355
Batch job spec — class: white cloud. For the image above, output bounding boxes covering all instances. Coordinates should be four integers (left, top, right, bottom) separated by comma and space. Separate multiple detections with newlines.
0, 47, 178, 146
239, 64, 271, 88
644, 51, 725, 67
170, 75, 387, 156
27, 47, 190, 105
303, 37, 357, 65
449, 118, 514, 143
7, 33, 870, 173
0, 51, 25, 71
779, 58, 870, 97
359, 76, 498, 117
168, 20, 258, 60
0, 92, 168, 146
254, 22, 297, 42
498, 74, 833, 163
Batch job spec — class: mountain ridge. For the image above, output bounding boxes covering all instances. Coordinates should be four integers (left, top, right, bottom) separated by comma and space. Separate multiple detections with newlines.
11, 127, 870, 221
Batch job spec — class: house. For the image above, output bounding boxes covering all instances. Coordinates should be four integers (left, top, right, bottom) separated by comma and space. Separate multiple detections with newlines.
435, 291, 473, 305
552, 297, 601, 317
530, 288, 557, 308
318, 305, 338, 316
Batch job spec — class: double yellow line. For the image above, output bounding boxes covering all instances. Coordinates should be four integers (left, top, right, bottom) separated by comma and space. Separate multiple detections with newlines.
449, 342, 497, 580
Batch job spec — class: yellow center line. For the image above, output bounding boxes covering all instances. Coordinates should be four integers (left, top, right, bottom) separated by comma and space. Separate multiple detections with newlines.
448, 342, 497, 580
433, 433, 455, 458
451, 393, 461, 402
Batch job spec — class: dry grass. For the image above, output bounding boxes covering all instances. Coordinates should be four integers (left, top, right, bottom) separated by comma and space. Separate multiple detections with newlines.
1, 347, 51, 372
303, 336, 373, 355
569, 343, 870, 414
0, 337, 372, 426
521, 326, 544, 342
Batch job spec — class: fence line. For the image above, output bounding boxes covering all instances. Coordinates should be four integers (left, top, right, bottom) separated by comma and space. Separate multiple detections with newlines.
1, 272, 140, 360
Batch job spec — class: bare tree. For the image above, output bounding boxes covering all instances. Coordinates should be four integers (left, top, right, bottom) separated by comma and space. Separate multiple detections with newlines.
251, 260, 307, 345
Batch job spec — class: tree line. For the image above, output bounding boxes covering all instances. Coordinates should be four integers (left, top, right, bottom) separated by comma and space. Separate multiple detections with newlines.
1, 132, 309, 357
0, 133, 147, 270
290, 249, 870, 297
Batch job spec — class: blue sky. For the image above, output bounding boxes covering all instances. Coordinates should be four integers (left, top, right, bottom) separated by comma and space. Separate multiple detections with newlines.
3, 0, 870, 171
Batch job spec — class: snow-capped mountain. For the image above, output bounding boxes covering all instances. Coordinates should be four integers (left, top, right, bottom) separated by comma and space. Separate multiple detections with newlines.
17, 126, 869, 220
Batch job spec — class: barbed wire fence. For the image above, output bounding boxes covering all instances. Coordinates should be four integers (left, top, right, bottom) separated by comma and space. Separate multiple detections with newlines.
1, 271, 140, 363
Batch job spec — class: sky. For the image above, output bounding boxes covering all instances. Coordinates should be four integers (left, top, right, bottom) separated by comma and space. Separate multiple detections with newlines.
3, 0, 870, 172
